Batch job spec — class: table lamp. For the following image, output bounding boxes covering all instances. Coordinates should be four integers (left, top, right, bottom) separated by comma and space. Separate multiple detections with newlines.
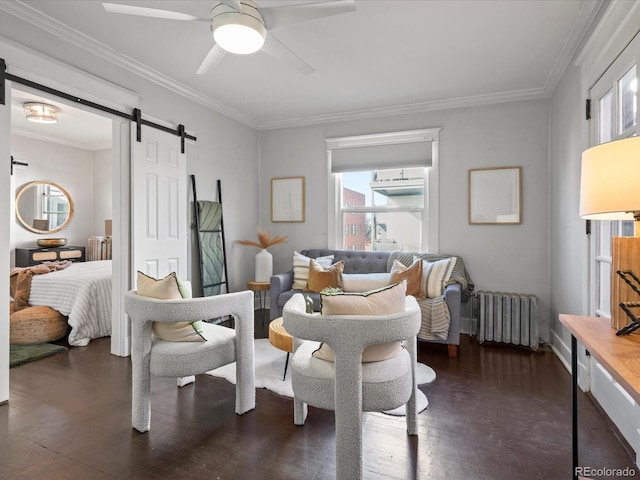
579, 136, 640, 331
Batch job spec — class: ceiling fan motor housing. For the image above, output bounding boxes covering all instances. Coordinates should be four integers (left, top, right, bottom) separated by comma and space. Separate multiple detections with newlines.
210, 0, 267, 54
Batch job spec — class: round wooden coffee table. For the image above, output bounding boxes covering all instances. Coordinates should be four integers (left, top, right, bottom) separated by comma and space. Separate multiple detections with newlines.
268, 317, 292, 380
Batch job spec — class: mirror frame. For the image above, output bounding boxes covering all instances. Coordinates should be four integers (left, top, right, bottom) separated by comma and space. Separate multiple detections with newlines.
15, 180, 75, 234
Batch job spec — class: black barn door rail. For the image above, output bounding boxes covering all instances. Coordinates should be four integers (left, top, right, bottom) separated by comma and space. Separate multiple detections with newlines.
0, 58, 196, 153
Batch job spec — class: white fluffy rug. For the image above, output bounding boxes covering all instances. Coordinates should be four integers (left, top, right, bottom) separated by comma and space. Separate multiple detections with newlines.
206, 338, 435, 416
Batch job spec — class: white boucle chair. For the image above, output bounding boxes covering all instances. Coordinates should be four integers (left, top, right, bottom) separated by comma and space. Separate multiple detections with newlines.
283, 293, 421, 480
124, 290, 255, 433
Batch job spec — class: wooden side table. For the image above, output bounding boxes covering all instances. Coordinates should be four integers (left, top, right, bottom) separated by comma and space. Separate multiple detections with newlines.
268, 317, 293, 380
559, 314, 640, 479
247, 280, 270, 324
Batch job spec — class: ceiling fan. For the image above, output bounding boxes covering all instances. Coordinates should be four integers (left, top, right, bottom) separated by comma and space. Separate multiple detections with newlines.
102, 0, 356, 75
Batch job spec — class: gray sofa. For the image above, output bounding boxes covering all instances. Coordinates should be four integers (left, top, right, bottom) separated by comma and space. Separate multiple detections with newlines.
270, 249, 472, 358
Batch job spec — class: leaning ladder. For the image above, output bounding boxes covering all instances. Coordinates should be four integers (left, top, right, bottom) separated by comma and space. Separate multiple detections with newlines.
191, 175, 229, 297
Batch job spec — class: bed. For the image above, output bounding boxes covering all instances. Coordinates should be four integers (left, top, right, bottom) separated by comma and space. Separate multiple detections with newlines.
28, 260, 112, 347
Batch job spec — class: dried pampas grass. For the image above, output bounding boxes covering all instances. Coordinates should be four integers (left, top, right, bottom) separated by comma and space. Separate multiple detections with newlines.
237, 228, 287, 250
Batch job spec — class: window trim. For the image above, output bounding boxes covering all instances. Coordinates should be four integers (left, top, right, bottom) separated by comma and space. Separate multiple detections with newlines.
326, 128, 441, 252
586, 34, 639, 319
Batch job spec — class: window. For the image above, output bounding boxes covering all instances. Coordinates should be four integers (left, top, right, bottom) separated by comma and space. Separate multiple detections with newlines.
340, 168, 425, 251
326, 128, 441, 252
589, 44, 638, 318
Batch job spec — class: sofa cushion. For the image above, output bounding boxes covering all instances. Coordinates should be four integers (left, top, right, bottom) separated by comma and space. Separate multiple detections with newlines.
302, 249, 390, 274
307, 259, 345, 293
137, 272, 205, 342
314, 281, 406, 362
342, 273, 391, 293
292, 251, 334, 290
389, 259, 423, 298
421, 257, 456, 298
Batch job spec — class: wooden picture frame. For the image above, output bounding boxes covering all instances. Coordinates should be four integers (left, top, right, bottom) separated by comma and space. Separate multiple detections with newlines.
271, 176, 305, 222
469, 166, 522, 224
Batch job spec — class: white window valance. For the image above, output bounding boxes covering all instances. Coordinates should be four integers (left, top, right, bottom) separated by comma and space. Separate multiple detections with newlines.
326, 128, 440, 173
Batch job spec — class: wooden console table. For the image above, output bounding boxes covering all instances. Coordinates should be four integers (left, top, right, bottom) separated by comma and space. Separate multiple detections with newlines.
559, 314, 640, 479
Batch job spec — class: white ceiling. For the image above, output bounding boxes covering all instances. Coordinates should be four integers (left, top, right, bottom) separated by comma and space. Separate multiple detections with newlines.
11, 90, 113, 151
1, 0, 602, 149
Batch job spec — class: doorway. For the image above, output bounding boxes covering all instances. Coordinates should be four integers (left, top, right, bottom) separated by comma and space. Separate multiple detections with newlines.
9, 86, 117, 351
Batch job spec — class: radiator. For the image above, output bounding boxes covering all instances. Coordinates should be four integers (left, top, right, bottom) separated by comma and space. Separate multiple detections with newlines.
476, 291, 539, 350
87, 236, 112, 261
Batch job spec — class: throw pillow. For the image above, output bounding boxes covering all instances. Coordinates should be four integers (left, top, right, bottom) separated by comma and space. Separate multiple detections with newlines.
292, 252, 334, 290
307, 259, 345, 293
314, 280, 407, 363
389, 259, 423, 298
421, 257, 456, 298
12, 270, 33, 311
136, 271, 205, 342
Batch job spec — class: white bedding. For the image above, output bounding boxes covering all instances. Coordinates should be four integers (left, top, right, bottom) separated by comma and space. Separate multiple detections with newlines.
29, 260, 112, 347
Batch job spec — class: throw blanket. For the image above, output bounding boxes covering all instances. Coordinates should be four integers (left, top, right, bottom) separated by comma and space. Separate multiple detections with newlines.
418, 296, 450, 341
10, 260, 72, 310
388, 251, 474, 341
387, 251, 473, 300
28, 260, 112, 347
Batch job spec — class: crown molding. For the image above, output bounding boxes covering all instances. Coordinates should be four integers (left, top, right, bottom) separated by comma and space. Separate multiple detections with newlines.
575, 0, 640, 88
0, 1, 260, 130
258, 87, 549, 131
0, 0, 595, 134
11, 128, 112, 151
542, 0, 603, 96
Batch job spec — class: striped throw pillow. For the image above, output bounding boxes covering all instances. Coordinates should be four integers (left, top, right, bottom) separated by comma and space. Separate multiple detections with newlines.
421, 257, 456, 298
292, 252, 334, 290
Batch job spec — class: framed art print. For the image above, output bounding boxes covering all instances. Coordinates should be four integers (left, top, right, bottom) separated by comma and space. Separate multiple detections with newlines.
271, 176, 305, 222
469, 167, 521, 224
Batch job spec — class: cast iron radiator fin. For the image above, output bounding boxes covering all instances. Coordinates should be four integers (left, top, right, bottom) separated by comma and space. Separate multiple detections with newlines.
476, 291, 539, 350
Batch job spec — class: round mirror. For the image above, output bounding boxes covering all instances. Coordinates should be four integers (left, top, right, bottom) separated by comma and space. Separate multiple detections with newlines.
15, 181, 74, 234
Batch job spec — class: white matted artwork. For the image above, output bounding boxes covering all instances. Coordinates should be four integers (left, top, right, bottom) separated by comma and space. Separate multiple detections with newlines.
469, 166, 522, 224
272, 176, 305, 222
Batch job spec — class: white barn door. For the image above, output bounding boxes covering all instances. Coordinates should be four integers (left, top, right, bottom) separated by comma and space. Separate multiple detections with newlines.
131, 124, 187, 283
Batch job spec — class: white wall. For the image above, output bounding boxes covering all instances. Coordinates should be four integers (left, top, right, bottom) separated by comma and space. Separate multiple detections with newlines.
0, 32, 260, 293
0, 18, 260, 397
92, 148, 112, 236
260, 99, 552, 341
548, 1, 640, 463
548, 63, 588, 359
0, 81, 10, 403
10, 134, 96, 250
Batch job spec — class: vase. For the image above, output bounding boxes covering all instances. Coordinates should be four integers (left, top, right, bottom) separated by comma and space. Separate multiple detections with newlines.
255, 249, 273, 282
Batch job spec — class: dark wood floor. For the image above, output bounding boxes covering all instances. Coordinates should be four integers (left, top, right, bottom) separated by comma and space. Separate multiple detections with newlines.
1, 312, 636, 479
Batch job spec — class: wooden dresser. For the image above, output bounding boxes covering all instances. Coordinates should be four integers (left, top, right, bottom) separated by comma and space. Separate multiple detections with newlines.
15, 246, 86, 267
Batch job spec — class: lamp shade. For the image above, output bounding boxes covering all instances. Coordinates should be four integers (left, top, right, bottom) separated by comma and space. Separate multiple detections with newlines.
579, 136, 640, 220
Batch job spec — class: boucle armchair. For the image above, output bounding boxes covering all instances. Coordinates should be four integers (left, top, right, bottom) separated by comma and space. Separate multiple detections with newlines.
124, 290, 255, 433
283, 293, 421, 480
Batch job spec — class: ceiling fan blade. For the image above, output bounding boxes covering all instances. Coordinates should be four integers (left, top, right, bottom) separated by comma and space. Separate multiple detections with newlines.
261, 0, 355, 31
102, 3, 208, 21
197, 44, 227, 75
261, 34, 315, 76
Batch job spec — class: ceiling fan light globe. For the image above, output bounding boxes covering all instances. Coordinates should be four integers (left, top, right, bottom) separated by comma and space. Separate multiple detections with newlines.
210, 1, 266, 55
214, 23, 265, 54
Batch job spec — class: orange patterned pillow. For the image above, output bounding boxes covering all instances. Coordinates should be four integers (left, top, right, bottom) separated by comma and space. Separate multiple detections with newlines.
307, 259, 344, 293
389, 259, 423, 299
